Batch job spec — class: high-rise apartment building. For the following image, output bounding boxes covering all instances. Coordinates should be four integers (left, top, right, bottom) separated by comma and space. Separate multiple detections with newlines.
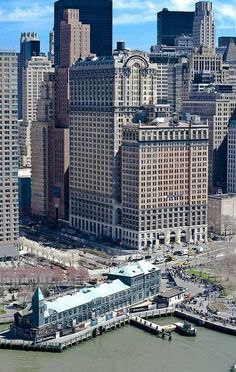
31, 8, 91, 222
18, 32, 40, 119
183, 90, 236, 193
0, 51, 19, 258
54, 0, 112, 66
193, 2, 215, 49
227, 119, 236, 193
23, 56, 53, 124
31, 72, 56, 218
69, 49, 208, 248
19, 56, 53, 169
121, 115, 208, 248
157, 8, 194, 47
60, 9, 91, 67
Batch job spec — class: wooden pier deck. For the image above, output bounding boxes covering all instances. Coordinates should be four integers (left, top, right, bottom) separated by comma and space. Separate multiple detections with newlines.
0, 307, 175, 353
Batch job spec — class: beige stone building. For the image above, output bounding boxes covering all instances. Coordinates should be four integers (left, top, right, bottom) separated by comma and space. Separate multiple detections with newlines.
19, 56, 53, 169
60, 9, 91, 68
193, 1, 215, 49
31, 8, 91, 222
69, 49, 208, 249
183, 89, 236, 194
208, 194, 236, 235
121, 114, 209, 249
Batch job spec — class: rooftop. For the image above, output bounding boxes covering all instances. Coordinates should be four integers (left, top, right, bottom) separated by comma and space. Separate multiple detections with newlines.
45, 279, 129, 314
159, 288, 185, 299
209, 193, 236, 200
108, 260, 159, 278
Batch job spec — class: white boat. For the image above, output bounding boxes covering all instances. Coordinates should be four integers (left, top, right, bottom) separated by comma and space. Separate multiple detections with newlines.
231, 363, 236, 372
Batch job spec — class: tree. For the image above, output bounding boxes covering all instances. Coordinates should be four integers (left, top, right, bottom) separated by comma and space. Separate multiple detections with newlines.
221, 215, 236, 236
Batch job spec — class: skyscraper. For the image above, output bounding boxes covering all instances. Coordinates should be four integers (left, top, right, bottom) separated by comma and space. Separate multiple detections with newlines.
18, 32, 40, 119
69, 51, 168, 248
193, 1, 215, 49
183, 90, 236, 193
31, 8, 92, 222
157, 8, 194, 47
19, 56, 53, 169
54, 0, 113, 66
0, 51, 19, 258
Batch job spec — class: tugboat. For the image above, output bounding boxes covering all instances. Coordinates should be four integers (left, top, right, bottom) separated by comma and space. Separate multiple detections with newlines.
174, 321, 197, 336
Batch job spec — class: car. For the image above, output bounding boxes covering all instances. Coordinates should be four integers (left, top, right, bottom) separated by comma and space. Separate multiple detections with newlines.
164, 255, 176, 262
154, 258, 165, 264
173, 250, 183, 256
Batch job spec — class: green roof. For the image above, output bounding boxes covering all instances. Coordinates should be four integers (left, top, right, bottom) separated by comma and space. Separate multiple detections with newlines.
32, 287, 44, 302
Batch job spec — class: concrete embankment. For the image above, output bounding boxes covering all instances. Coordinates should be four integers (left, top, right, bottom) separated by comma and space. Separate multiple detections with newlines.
174, 310, 236, 336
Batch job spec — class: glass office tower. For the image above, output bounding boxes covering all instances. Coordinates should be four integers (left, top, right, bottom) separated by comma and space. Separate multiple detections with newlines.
157, 8, 194, 46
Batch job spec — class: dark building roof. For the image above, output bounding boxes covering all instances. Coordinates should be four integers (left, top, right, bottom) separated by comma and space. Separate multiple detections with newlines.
158, 288, 185, 299
157, 9, 194, 46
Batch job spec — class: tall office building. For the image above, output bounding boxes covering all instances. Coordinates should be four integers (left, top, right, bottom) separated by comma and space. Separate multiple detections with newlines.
227, 118, 236, 193
157, 8, 194, 47
69, 49, 209, 248
18, 32, 40, 119
54, 0, 112, 66
0, 51, 19, 258
183, 89, 236, 194
31, 8, 91, 222
193, 2, 215, 49
69, 51, 158, 245
31, 72, 56, 218
122, 114, 208, 248
19, 56, 53, 169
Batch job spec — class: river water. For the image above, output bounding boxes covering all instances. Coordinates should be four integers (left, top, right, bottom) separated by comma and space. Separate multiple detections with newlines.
0, 317, 235, 372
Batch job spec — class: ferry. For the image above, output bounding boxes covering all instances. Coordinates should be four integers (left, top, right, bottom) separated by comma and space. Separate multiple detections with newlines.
174, 321, 197, 337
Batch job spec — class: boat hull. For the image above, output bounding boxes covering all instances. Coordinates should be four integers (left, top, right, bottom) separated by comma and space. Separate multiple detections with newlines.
175, 326, 197, 337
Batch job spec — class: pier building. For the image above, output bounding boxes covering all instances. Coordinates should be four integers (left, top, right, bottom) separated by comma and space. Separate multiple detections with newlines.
11, 261, 161, 341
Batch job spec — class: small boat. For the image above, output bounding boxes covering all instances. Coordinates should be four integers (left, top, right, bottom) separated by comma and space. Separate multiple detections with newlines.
175, 321, 197, 336
231, 363, 236, 371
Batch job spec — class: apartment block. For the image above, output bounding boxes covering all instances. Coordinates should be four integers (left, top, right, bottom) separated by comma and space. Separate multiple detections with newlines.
0, 51, 19, 258
19, 56, 53, 169
183, 89, 236, 193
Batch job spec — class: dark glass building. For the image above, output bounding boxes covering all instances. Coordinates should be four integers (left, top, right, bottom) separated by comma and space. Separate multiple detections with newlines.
54, 0, 113, 67
218, 36, 236, 48
157, 8, 194, 46
18, 33, 40, 119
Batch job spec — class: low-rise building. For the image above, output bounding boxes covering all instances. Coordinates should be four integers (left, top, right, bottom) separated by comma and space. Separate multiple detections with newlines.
11, 261, 161, 341
208, 193, 236, 235
156, 288, 185, 307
